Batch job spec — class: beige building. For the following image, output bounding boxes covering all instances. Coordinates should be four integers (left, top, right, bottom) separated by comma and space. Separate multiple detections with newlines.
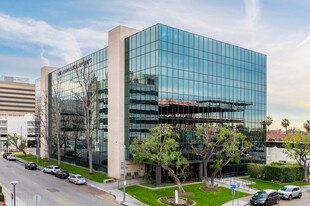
0, 76, 35, 114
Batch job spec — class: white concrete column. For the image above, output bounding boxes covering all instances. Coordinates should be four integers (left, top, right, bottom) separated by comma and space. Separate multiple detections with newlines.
107, 26, 139, 179
39, 66, 58, 158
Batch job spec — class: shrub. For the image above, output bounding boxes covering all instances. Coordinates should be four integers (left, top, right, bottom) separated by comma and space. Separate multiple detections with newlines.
247, 163, 265, 179
0, 193, 4, 202
248, 163, 304, 182
0, 185, 2, 193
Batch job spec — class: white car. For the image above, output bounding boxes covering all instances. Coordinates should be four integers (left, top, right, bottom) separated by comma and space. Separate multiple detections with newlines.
68, 174, 86, 185
278, 185, 302, 200
7, 154, 16, 161
43, 166, 60, 174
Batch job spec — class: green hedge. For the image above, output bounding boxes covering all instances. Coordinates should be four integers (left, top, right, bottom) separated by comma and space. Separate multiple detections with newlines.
0, 185, 2, 193
247, 163, 265, 179
0, 193, 4, 202
248, 163, 304, 182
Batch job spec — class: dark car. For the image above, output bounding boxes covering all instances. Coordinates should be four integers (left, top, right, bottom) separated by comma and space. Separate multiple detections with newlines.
55, 170, 70, 179
25, 162, 37, 170
250, 189, 280, 206
2, 152, 12, 159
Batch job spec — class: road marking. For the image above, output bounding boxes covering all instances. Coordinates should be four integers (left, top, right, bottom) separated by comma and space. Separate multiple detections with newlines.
47, 189, 76, 206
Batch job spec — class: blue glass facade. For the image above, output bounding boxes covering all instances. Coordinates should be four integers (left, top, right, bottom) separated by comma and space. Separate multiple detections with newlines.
125, 24, 266, 175
45, 23, 266, 176
48, 47, 108, 172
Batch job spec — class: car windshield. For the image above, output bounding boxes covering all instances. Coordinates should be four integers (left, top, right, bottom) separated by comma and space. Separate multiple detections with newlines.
280, 187, 293, 192
55, 167, 60, 169
254, 192, 268, 199
77, 176, 84, 179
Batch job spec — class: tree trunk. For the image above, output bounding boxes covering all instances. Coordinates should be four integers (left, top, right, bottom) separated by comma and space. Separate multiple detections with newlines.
303, 162, 308, 182
162, 164, 185, 193
22, 150, 27, 157
57, 133, 61, 166
87, 129, 93, 174
210, 168, 219, 188
203, 160, 210, 187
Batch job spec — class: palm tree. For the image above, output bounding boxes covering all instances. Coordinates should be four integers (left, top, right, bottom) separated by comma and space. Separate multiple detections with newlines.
281, 118, 290, 134
304, 120, 310, 133
266, 116, 273, 134
3, 139, 11, 152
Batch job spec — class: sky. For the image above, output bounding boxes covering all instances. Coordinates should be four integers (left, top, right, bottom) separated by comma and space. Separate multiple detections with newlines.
0, 0, 309, 131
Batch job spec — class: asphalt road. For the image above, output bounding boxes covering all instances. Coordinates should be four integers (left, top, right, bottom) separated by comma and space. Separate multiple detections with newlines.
0, 157, 118, 206
278, 189, 310, 206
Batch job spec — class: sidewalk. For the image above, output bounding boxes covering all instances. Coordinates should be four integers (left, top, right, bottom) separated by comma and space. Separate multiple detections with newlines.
0, 183, 26, 206
87, 179, 148, 206
222, 196, 251, 206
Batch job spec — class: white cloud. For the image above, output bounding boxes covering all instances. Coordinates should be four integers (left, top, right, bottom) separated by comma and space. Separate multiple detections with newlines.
0, 13, 107, 64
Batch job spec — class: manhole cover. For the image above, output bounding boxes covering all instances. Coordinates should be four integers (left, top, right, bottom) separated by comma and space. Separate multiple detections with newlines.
47, 188, 59, 192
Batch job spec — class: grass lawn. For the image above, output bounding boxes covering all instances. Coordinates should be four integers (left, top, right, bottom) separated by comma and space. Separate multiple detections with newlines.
124, 183, 250, 206
241, 177, 310, 190
141, 181, 175, 188
16, 154, 110, 182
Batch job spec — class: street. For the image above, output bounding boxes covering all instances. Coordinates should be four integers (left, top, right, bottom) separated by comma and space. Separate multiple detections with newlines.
0, 157, 118, 206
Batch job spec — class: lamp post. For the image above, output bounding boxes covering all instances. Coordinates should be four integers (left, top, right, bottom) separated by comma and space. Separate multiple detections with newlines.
115, 141, 126, 203
10, 181, 18, 206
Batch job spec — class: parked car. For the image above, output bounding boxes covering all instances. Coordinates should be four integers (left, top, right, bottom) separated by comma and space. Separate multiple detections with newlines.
68, 174, 86, 185
25, 162, 37, 170
7, 154, 16, 161
278, 185, 302, 200
43, 166, 60, 174
3, 152, 12, 159
250, 189, 280, 205
65, 151, 83, 158
55, 170, 70, 179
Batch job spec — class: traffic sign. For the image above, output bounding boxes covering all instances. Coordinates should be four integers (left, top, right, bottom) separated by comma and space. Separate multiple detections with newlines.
33, 194, 41, 205
230, 184, 236, 190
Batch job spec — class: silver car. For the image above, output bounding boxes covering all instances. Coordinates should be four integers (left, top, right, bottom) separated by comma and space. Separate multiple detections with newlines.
278, 185, 302, 200
68, 174, 86, 185
43, 166, 60, 174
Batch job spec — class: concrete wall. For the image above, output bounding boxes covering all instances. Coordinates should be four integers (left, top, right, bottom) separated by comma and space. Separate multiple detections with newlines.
266, 146, 297, 164
107, 25, 140, 179
39, 66, 58, 158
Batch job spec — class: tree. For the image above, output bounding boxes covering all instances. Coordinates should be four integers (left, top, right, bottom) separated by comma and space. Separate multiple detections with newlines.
39, 92, 51, 162
75, 62, 97, 175
129, 125, 189, 193
266, 116, 273, 134
192, 124, 220, 187
281, 118, 290, 134
304, 120, 310, 133
51, 78, 63, 166
7, 133, 28, 156
3, 139, 11, 151
283, 133, 310, 182
209, 126, 252, 188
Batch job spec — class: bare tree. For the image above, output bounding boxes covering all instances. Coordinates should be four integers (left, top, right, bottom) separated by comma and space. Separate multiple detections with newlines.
74, 62, 97, 174
51, 78, 63, 166
39, 92, 51, 162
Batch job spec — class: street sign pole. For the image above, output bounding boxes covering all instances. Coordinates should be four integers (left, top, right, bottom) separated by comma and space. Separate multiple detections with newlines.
231, 184, 236, 206
237, 183, 239, 206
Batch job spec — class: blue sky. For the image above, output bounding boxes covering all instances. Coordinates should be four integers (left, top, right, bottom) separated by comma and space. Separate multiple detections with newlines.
0, 0, 310, 130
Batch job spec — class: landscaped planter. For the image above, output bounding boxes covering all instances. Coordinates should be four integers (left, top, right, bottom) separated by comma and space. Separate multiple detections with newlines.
158, 196, 196, 206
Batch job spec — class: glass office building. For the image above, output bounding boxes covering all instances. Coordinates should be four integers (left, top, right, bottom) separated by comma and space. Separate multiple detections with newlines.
40, 23, 266, 178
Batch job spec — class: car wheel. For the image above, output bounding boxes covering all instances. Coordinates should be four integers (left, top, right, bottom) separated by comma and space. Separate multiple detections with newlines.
298, 193, 302, 198
289, 195, 292, 200
43, 170, 46, 173
275, 199, 279, 204
74, 181, 77, 185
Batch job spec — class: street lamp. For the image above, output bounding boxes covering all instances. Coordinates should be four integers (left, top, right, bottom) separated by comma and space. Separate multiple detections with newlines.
115, 141, 126, 203
10, 181, 18, 206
